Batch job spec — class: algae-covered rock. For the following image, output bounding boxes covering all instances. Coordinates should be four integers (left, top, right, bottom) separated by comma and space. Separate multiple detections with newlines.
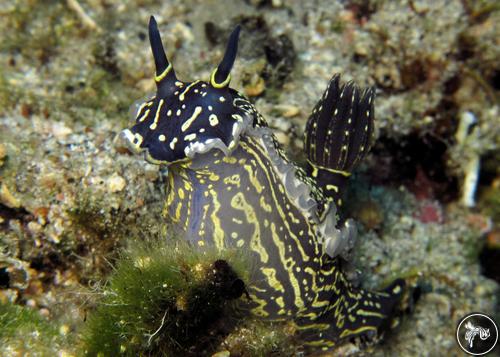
81, 237, 299, 356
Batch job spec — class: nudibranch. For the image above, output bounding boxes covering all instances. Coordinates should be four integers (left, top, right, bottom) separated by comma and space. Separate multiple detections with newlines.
121, 16, 405, 352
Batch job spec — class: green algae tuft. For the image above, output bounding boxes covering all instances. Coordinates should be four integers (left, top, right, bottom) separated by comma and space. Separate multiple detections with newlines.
81, 237, 252, 356
0, 301, 72, 355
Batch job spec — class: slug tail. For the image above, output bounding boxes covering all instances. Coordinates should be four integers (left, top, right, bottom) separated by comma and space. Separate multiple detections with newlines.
330, 278, 406, 342
297, 270, 406, 351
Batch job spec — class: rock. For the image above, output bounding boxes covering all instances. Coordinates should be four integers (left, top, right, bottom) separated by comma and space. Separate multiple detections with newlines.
136, 78, 155, 93
27, 221, 42, 235
271, 0, 283, 7
426, 293, 451, 318
145, 169, 159, 182
466, 213, 492, 235
0, 143, 6, 166
486, 229, 500, 249
275, 104, 300, 118
39, 173, 59, 189
171, 21, 194, 43
3, 259, 30, 290
355, 199, 384, 230
274, 132, 290, 147
0, 183, 21, 209
51, 121, 73, 140
354, 42, 369, 57
107, 173, 126, 193
274, 118, 292, 132
244, 76, 265, 97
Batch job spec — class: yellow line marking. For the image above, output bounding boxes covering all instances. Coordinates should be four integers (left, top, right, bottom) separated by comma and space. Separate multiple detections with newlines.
181, 106, 202, 132
179, 80, 200, 101
210, 68, 231, 88
307, 160, 351, 176
149, 99, 164, 129
154, 64, 172, 82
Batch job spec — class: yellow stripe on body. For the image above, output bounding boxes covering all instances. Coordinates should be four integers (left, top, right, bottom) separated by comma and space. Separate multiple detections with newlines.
242, 163, 264, 193
261, 267, 285, 293
149, 99, 164, 129
339, 326, 377, 339
182, 184, 192, 231
295, 322, 331, 331
270, 221, 305, 311
179, 80, 200, 101
329, 295, 346, 329
138, 109, 150, 123
230, 192, 268, 264
136, 101, 153, 121
357, 309, 385, 318
259, 196, 273, 212
303, 339, 335, 348
223, 174, 241, 187
248, 293, 270, 318
207, 187, 225, 251
307, 159, 351, 177
275, 296, 285, 309
181, 106, 202, 132
303, 267, 330, 309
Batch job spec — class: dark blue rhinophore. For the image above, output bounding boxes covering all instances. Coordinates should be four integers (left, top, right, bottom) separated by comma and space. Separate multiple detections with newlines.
149, 16, 177, 89
211, 25, 241, 88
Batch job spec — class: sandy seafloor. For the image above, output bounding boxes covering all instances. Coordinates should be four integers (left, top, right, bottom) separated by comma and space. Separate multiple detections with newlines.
0, 0, 499, 356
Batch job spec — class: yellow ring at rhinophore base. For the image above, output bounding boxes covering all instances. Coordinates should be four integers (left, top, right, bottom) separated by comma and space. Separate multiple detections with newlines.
210, 68, 231, 88
155, 64, 172, 82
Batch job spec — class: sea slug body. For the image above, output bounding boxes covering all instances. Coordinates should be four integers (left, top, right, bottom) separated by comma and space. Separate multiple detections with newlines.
121, 15, 405, 352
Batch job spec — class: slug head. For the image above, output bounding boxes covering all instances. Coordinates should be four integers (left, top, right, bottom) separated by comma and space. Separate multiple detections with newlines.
122, 17, 248, 165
